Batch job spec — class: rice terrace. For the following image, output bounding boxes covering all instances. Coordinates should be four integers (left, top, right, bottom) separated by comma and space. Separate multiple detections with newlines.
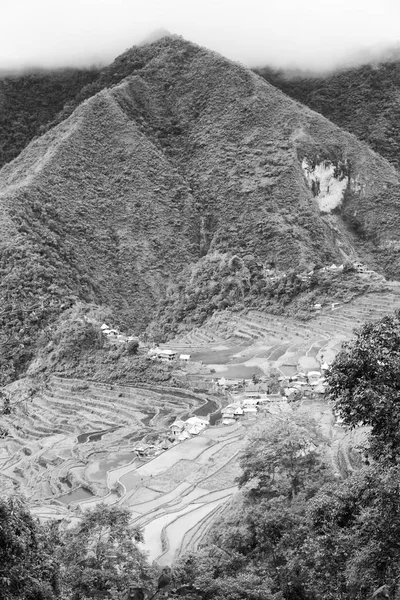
4, 31, 400, 599
2, 287, 400, 564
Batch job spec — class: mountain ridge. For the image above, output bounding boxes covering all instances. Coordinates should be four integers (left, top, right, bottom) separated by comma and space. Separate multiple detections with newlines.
256, 59, 400, 171
2, 36, 400, 383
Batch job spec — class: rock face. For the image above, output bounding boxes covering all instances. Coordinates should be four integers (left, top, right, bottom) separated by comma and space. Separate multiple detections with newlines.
2, 36, 400, 381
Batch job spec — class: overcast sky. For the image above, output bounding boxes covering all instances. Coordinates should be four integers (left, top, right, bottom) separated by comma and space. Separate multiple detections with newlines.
1, 0, 400, 72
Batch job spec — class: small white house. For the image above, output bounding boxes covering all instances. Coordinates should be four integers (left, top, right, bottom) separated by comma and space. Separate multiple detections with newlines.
179, 354, 191, 361
222, 404, 238, 418
308, 371, 321, 384
106, 329, 119, 337
184, 416, 208, 435
222, 417, 236, 426
158, 349, 177, 361
169, 420, 185, 436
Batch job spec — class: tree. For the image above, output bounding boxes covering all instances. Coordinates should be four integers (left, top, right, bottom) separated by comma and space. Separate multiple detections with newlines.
290, 464, 400, 600
326, 310, 400, 461
125, 339, 139, 355
59, 504, 154, 600
0, 496, 60, 600
172, 414, 332, 600
238, 413, 329, 499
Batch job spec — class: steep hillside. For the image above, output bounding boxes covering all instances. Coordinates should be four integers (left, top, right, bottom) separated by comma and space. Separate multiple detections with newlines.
2, 36, 400, 383
0, 78, 199, 383
256, 60, 400, 171
0, 68, 98, 169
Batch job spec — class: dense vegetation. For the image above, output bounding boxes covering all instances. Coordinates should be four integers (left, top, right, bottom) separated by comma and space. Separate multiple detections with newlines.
28, 303, 179, 386
0, 71, 199, 385
326, 309, 400, 462
0, 68, 98, 169
0, 499, 156, 600
150, 252, 387, 340
255, 60, 400, 171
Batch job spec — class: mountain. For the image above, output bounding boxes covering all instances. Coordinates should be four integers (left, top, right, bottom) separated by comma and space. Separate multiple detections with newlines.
255, 59, 400, 171
0, 68, 99, 169
2, 35, 400, 383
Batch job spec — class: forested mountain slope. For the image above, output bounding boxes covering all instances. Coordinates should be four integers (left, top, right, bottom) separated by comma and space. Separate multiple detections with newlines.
2, 36, 400, 383
0, 68, 98, 168
256, 59, 400, 171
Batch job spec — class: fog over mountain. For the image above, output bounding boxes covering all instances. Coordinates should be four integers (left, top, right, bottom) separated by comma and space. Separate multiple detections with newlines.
2, 34, 400, 387
1, 0, 400, 72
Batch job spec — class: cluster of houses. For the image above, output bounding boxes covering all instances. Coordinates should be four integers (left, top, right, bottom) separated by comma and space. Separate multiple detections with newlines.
169, 416, 208, 440
148, 348, 191, 362
100, 324, 137, 345
281, 369, 327, 400
221, 393, 291, 425
215, 368, 327, 400
131, 416, 209, 457
316, 262, 371, 274
264, 261, 377, 293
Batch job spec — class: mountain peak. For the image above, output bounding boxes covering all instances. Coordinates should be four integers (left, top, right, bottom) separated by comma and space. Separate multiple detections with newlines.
2, 36, 400, 384
138, 28, 175, 47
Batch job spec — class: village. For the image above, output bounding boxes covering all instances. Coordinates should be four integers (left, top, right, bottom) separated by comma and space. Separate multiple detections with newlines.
4, 284, 397, 566
138, 354, 330, 454
99, 322, 330, 451
218, 366, 327, 425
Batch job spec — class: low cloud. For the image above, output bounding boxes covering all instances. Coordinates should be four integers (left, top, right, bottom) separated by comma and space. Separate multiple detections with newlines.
1, 0, 400, 72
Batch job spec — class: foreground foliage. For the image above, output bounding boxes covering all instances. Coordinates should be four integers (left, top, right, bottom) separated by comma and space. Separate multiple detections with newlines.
173, 409, 400, 600
0, 497, 59, 600
59, 505, 154, 600
326, 309, 400, 461
0, 501, 156, 600
4, 403, 400, 599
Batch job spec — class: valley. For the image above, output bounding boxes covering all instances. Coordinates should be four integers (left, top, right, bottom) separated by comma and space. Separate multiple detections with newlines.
2, 286, 400, 564
3, 35, 400, 599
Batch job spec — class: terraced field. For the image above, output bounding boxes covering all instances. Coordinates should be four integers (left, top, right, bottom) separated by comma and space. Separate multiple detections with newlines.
170, 288, 400, 377
2, 288, 399, 563
0, 373, 248, 564
0, 376, 217, 501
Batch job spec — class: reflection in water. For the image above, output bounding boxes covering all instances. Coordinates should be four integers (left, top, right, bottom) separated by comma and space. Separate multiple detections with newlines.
213, 365, 264, 379
58, 487, 93, 504
87, 450, 137, 482
77, 427, 119, 444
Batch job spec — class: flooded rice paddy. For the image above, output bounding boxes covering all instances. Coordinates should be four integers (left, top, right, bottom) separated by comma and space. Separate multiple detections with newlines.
86, 450, 137, 482
77, 427, 119, 444
58, 487, 93, 504
214, 364, 264, 378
